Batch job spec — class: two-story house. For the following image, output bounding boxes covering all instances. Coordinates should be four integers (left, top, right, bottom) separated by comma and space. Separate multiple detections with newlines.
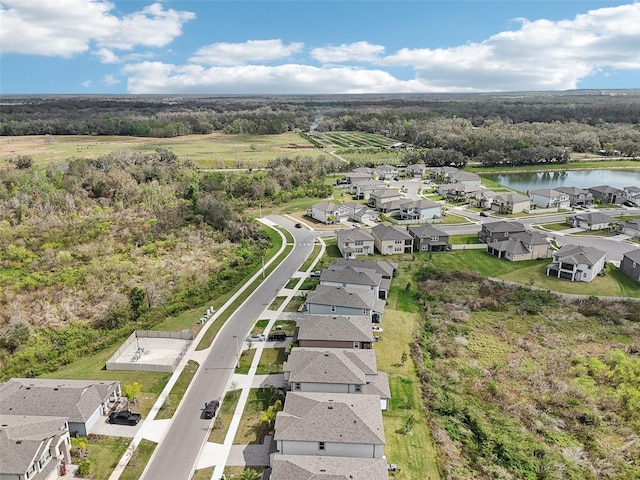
446, 184, 484, 203
623, 186, 640, 206
308, 201, 347, 224
375, 164, 398, 181
429, 166, 458, 181
408, 225, 451, 252
349, 179, 388, 200
399, 199, 442, 221
405, 163, 427, 178
449, 170, 482, 187
283, 348, 390, 410
528, 188, 570, 209
319, 265, 383, 299
486, 231, 553, 261
294, 314, 375, 350
337, 228, 375, 259
491, 193, 531, 214
274, 392, 385, 458
305, 286, 385, 323
554, 186, 594, 207
620, 249, 640, 283
589, 185, 625, 205
546, 245, 606, 282
371, 224, 413, 255
478, 221, 526, 244
368, 189, 402, 210
474, 190, 498, 209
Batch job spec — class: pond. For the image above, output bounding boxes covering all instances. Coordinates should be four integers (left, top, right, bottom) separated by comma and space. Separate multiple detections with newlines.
481, 168, 640, 192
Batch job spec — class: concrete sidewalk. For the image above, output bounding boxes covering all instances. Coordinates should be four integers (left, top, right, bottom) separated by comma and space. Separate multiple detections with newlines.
107, 219, 326, 480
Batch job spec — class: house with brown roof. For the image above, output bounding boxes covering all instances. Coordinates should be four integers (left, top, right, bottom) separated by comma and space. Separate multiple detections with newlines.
371, 224, 413, 255
283, 348, 390, 410
0, 378, 121, 437
486, 231, 553, 261
546, 245, 606, 282
491, 193, 531, 214
294, 315, 374, 349
269, 454, 389, 480
274, 392, 385, 458
620, 249, 640, 283
0, 415, 71, 480
337, 228, 375, 259
478, 221, 526, 244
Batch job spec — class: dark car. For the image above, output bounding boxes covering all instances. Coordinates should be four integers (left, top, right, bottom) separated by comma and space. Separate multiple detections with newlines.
480, 211, 489, 217
108, 410, 141, 426
204, 400, 220, 419
268, 331, 287, 342
294, 223, 302, 228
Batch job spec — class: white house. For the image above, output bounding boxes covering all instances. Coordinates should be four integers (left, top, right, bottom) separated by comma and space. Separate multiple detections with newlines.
528, 188, 570, 209
308, 201, 347, 224
546, 245, 606, 282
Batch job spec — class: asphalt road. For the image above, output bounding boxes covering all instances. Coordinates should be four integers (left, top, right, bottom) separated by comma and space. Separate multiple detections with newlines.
141, 216, 315, 480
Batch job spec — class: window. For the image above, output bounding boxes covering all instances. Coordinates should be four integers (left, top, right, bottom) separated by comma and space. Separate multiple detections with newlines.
354, 341, 360, 348
26, 464, 36, 479
294, 383, 301, 390
431, 236, 439, 241
422, 245, 429, 251
355, 385, 362, 392
319, 442, 325, 451
355, 240, 363, 246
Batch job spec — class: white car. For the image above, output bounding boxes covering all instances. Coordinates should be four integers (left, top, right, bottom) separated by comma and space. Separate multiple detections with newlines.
247, 334, 266, 342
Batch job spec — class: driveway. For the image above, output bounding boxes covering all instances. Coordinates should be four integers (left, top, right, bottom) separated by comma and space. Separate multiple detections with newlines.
91, 416, 142, 437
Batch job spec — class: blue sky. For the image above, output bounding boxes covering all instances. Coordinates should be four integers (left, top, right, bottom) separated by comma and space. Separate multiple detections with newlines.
1, 0, 639, 94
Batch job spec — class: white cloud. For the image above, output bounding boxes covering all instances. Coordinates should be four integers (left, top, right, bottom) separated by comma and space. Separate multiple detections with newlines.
104, 74, 120, 85
81, 80, 92, 88
189, 40, 304, 66
95, 48, 119, 64
311, 41, 385, 64
378, 2, 640, 91
123, 62, 426, 94
0, 0, 194, 58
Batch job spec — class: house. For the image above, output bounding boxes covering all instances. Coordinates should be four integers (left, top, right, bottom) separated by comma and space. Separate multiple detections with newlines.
621, 219, 640, 238
446, 184, 483, 203
341, 201, 371, 223
0, 415, 72, 480
330, 258, 397, 279
371, 224, 413, 255
345, 171, 374, 184
429, 166, 458, 181
436, 183, 457, 196
528, 188, 570, 209
478, 221, 526, 244
589, 185, 625, 205
375, 164, 398, 180
308, 201, 347, 224
486, 231, 553, 261
0, 378, 122, 437
350, 179, 388, 200
294, 314, 375, 349
449, 170, 481, 187
305, 286, 386, 322
620, 249, 640, 283
623, 186, 640, 206
546, 245, 606, 282
405, 163, 427, 178
566, 212, 617, 231
399, 198, 442, 221
269, 454, 389, 480
337, 228, 375, 259
274, 392, 385, 458
554, 186, 594, 206
491, 193, 531, 214
320, 265, 383, 299
283, 348, 391, 410
408, 225, 451, 252
368, 189, 402, 210
474, 190, 498, 209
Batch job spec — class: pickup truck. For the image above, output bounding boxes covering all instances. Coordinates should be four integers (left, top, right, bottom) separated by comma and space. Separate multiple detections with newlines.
108, 410, 141, 426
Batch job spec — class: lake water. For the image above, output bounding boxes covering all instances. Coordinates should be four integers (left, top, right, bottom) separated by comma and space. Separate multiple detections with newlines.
482, 169, 640, 192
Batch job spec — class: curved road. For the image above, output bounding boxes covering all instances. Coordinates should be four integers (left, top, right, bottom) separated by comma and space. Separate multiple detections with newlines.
142, 216, 315, 480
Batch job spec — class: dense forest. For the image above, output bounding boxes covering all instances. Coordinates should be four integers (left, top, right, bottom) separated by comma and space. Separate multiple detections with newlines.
0, 150, 338, 379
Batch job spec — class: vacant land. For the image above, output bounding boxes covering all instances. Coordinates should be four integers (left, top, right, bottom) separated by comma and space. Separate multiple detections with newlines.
0, 132, 319, 168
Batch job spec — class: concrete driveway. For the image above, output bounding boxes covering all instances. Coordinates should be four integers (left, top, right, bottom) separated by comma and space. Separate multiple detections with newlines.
91, 416, 142, 437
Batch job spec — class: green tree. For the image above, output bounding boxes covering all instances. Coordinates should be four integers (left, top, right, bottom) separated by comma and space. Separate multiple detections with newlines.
122, 382, 142, 405
240, 469, 261, 480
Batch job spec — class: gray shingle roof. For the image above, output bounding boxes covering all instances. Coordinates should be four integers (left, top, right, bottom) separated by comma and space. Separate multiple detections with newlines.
589, 185, 625, 195
400, 198, 441, 210
489, 231, 550, 255
313, 201, 341, 213
0, 415, 68, 475
482, 221, 526, 234
408, 224, 449, 239
320, 266, 382, 287
571, 212, 616, 225
495, 193, 530, 204
371, 224, 412, 241
623, 248, 640, 264
306, 286, 376, 310
529, 188, 564, 197
270, 454, 389, 480
337, 228, 374, 244
284, 348, 378, 385
274, 392, 385, 445
0, 378, 119, 424
295, 315, 374, 343
555, 186, 590, 196
330, 258, 397, 278
553, 245, 606, 266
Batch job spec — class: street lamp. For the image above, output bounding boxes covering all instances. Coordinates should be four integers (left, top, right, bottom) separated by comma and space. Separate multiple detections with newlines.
232, 335, 239, 369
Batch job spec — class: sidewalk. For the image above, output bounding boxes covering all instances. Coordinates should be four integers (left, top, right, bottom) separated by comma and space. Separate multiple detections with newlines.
107, 219, 326, 480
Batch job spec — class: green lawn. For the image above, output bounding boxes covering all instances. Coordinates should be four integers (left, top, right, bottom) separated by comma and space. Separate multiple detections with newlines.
299, 243, 322, 271
208, 389, 242, 443
449, 234, 481, 245
283, 295, 305, 312
235, 348, 256, 374
74, 435, 129, 480
268, 296, 287, 310
192, 467, 215, 480
256, 348, 287, 375
120, 440, 156, 480
538, 221, 571, 231
155, 360, 199, 419
271, 320, 296, 336
233, 388, 278, 444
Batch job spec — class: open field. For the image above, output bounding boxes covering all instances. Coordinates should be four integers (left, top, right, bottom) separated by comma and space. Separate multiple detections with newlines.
0, 132, 319, 168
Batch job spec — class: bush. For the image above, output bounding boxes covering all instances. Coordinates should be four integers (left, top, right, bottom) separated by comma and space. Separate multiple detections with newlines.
77, 460, 92, 477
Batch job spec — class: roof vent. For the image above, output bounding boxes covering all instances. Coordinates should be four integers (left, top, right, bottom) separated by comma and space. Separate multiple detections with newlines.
54, 388, 59, 391
328, 405, 333, 410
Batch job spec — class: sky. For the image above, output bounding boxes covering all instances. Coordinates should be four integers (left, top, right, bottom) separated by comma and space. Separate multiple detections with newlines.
1, 0, 639, 95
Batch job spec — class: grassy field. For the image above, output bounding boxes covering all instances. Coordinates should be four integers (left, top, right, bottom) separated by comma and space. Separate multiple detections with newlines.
208, 389, 242, 443
155, 360, 199, 419
0, 132, 319, 168
233, 388, 277, 444
120, 440, 156, 480
255, 348, 286, 375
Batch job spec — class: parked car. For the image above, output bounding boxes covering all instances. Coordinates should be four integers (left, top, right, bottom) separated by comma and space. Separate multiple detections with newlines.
247, 333, 266, 342
108, 410, 141, 426
310, 270, 321, 278
203, 400, 220, 419
480, 211, 489, 217
268, 331, 287, 342
294, 223, 302, 228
